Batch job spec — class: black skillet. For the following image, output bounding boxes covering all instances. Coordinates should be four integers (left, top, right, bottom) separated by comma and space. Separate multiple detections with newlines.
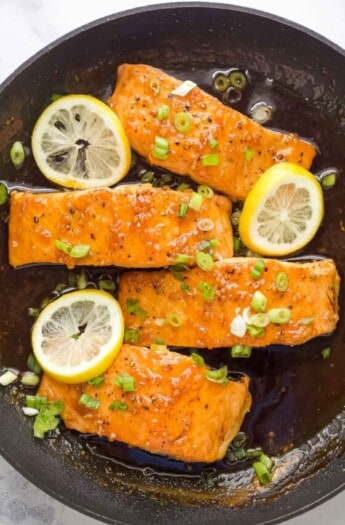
0, 3, 345, 524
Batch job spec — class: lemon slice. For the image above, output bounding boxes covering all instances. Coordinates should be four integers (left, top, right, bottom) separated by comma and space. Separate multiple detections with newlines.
31, 289, 124, 383
239, 162, 324, 256
31, 94, 131, 189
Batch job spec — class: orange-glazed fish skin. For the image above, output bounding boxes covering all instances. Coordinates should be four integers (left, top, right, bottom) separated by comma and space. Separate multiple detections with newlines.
119, 258, 339, 349
8, 184, 233, 269
108, 64, 317, 200
37, 344, 252, 463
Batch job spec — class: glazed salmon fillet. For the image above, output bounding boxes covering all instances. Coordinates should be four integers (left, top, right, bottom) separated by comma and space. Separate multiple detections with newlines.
8, 184, 233, 269
119, 258, 339, 349
109, 64, 317, 200
37, 344, 251, 463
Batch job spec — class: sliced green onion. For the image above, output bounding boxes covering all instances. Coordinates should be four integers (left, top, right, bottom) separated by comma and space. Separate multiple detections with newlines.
196, 251, 214, 271
98, 279, 116, 292
226, 448, 248, 462
166, 312, 184, 328
124, 327, 140, 343
77, 271, 87, 290
26, 395, 48, 409
213, 73, 230, 93
205, 366, 229, 385
178, 201, 188, 218
208, 138, 218, 149
201, 153, 219, 167
209, 238, 220, 247
170, 263, 188, 281
152, 147, 168, 160
50, 93, 63, 102
114, 374, 136, 392
244, 147, 254, 161
199, 282, 215, 302
0, 183, 8, 205
27, 352, 41, 374
232, 432, 248, 449
174, 254, 191, 264
54, 239, 71, 255
268, 308, 291, 324
253, 461, 272, 485
197, 218, 214, 232
188, 191, 203, 211
176, 182, 191, 191
79, 394, 100, 410
246, 325, 264, 338
276, 272, 288, 292
109, 401, 128, 411
250, 290, 268, 312
321, 172, 337, 188
171, 80, 196, 97
33, 401, 64, 439
88, 376, 104, 386
150, 78, 160, 95
259, 453, 274, 471
251, 259, 265, 279
126, 298, 147, 319
22, 407, 39, 417
197, 240, 212, 251
157, 104, 169, 120
181, 282, 190, 293
21, 372, 40, 387
140, 170, 154, 183
230, 209, 241, 226
231, 345, 252, 358
155, 337, 165, 345
233, 237, 242, 253
150, 343, 168, 354
299, 316, 314, 326
174, 112, 192, 133
191, 352, 205, 366
54, 240, 89, 259
321, 347, 331, 359
0, 370, 18, 386
155, 136, 169, 150
161, 173, 173, 184
10, 140, 25, 167
229, 71, 247, 90
248, 313, 270, 328
197, 185, 214, 198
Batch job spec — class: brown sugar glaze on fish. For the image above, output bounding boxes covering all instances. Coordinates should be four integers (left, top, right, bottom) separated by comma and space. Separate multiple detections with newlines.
0, 66, 345, 477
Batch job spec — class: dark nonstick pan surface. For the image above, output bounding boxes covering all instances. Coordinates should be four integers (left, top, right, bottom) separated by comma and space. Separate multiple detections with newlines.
0, 3, 344, 524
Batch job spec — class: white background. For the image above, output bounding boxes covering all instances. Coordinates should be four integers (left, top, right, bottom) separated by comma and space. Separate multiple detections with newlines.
0, 1, 344, 524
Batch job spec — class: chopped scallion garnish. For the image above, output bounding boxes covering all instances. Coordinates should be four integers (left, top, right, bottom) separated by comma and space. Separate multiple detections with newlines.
157, 104, 169, 120
88, 376, 104, 386
79, 394, 100, 410
174, 254, 191, 264
268, 308, 291, 324
114, 374, 136, 392
188, 191, 203, 211
0, 370, 18, 386
181, 282, 190, 293
124, 327, 140, 343
178, 202, 188, 218
0, 183, 8, 205
250, 290, 268, 312
109, 401, 128, 411
244, 147, 254, 161
231, 345, 252, 358
98, 278, 116, 292
197, 218, 215, 232
196, 251, 214, 271
166, 312, 184, 328
150, 343, 168, 354
20, 372, 40, 387
26, 395, 48, 409
54, 240, 90, 259
253, 460, 272, 485
205, 366, 229, 384
77, 271, 87, 290
27, 352, 41, 375
155, 136, 169, 150
150, 78, 160, 95
250, 259, 265, 280
275, 272, 288, 292
198, 282, 215, 302
321, 172, 337, 188
10, 140, 25, 167
201, 153, 219, 167
197, 185, 214, 198
321, 347, 331, 359
246, 325, 264, 338
247, 313, 270, 328
208, 138, 218, 149
191, 352, 205, 366
33, 401, 64, 439
140, 170, 154, 183
176, 182, 191, 191
174, 111, 192, 133
126, 298, 147, 319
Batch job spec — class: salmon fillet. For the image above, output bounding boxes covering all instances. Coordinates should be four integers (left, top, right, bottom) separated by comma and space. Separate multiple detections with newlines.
37, 344, 251, 463
108, 64, 317, 200
8, 184, 233, 269
119, 258, 339, 349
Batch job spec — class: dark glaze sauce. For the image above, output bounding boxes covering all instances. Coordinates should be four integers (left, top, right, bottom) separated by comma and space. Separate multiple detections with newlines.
0, 68, 345, 481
